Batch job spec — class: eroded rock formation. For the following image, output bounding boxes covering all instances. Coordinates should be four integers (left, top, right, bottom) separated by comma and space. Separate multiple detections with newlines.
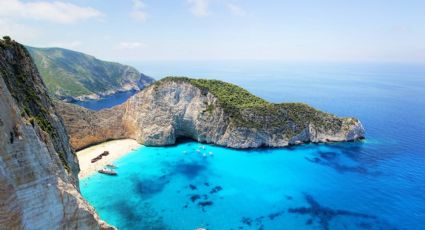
0, 39, 113, 229
57, 77, 365, 151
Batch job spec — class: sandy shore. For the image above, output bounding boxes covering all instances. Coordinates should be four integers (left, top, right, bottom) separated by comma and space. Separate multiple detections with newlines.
76, 139, 141, 179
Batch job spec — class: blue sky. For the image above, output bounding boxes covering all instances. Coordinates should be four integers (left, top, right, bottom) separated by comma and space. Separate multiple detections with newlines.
1, 0, 425, 63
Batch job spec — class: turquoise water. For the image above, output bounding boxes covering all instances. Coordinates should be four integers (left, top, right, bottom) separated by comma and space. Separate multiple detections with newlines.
81, 62, 425, 229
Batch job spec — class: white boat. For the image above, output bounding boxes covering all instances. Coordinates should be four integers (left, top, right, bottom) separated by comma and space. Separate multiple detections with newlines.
106, 164, 117, 169
98, 168, 117, 176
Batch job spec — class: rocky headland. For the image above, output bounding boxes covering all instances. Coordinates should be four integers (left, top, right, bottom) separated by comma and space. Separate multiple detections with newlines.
57, 77, 365, 151
0, 38, 113, 229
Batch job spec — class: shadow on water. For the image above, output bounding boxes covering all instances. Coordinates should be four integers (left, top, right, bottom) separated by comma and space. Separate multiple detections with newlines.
302, 142, 382, 176
304, 154, 380, 175
288, 194, 397, 230
133, 175, 171, 198
112, 199, 169, 230
236, 193, 397, 230
162, 156, 209, 179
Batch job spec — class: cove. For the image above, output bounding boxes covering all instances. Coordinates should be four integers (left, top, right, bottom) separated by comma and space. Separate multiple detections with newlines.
81, 140, 399, 230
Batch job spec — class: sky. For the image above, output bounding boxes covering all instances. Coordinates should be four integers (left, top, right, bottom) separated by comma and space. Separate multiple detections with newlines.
1, 0, 425, 63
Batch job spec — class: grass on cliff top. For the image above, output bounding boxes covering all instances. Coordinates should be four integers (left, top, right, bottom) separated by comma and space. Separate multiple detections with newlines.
158, 76, 269, 109
155, 77, 346, 131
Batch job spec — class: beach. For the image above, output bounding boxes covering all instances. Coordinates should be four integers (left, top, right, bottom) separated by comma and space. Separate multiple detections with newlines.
76, 139, 141, 178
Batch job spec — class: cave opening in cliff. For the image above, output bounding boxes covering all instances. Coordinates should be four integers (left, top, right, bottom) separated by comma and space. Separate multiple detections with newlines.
175, 136, 198, 145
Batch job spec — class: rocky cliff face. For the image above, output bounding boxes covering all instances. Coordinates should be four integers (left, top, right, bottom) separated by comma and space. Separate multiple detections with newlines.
0, 38, 112, 229
58, 77, 365, 150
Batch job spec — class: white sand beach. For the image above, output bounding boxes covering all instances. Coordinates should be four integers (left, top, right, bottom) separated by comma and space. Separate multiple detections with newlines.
76, 139, 141, 178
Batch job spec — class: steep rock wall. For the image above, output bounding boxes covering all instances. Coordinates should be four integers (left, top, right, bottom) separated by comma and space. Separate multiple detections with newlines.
0, 39, 112, 229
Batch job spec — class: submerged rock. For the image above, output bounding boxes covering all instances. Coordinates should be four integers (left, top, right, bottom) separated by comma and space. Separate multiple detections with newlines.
57, 77, 365, 150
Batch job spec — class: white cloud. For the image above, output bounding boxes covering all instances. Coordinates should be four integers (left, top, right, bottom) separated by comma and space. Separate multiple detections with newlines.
187, 0, 210, 17
0, 18, 40, 42
118, 42, 147, 49
131, 0, 148, 22
226, 3, 246, 16
0, 0, 102, 24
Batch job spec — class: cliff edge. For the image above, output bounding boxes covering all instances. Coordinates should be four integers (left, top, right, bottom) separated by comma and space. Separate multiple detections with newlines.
57, 77, 365, 150
0, 37, 113, 229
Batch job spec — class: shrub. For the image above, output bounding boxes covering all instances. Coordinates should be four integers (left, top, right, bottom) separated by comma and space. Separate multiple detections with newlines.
2, 36, 11, 42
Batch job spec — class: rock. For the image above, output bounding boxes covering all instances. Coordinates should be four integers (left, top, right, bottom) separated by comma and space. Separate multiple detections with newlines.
0, 39, 113, 229
57, 77, 365, 150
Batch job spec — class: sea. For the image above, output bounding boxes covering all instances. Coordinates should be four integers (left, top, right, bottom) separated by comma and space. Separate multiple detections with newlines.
79, 61, 425, 230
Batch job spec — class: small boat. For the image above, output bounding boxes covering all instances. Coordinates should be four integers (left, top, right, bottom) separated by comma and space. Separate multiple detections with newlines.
106, 164, 117, 169
208, 151, 214, 155
98, 168, 117, 176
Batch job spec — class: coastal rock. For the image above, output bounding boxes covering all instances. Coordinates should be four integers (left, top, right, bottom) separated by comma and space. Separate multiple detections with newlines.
0, 39, 113, 229
57, 77, 365, 150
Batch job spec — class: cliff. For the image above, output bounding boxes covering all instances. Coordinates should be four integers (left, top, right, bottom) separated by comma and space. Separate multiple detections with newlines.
0, 38, 112, 229
27, 46, 155, 101
57, 77, 365, 150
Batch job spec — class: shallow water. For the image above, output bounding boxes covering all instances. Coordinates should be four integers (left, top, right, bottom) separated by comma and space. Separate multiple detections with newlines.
81, 62, 425, 229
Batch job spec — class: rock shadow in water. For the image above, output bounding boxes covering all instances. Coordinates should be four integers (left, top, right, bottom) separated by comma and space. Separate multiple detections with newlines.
133, 175, 170, 198
288, 193, 396, 230
305, 149, 381, 176
112, 199, 169, 229
166, 159, 208, 179
184, 183, 223, 212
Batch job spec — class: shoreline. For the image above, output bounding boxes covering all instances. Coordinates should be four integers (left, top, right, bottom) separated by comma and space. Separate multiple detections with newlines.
76, 139, 141, 179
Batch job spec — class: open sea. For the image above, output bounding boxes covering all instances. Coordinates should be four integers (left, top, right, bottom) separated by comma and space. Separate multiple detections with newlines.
80, 61, 425, 230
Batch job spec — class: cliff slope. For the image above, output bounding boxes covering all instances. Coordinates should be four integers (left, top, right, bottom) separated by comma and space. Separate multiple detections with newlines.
0, 38, 112, 229
58, 77, 365, 150
27, 46, 155, 101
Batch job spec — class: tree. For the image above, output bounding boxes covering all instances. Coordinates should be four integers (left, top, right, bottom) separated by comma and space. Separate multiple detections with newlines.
2, 36, 11, 42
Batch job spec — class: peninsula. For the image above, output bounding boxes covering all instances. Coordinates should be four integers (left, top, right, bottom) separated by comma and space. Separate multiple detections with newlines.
57, 77, 365, 151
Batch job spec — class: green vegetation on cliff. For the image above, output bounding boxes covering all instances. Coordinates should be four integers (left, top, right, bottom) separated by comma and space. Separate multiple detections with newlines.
157, 77, 353, 132
26, 46, 154, 100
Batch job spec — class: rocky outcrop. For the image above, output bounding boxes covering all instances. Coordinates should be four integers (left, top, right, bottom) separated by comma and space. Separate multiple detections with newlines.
0, 38, 113, 229
55, 102, 129, 150
58, 77, 365, 150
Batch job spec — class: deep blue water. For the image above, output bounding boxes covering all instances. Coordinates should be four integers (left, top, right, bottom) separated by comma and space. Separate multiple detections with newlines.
73, 90, 138, 110
81, 61, 425, 229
